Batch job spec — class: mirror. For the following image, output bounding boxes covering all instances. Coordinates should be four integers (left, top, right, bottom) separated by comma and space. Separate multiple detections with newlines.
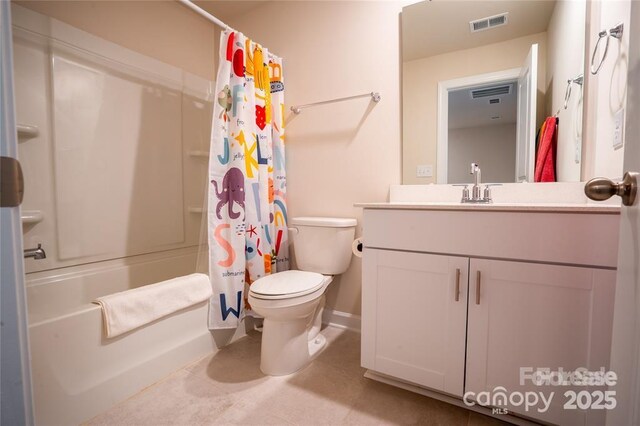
401, 0, 612, 184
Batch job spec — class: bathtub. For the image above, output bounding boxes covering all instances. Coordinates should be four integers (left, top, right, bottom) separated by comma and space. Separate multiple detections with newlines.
26, 248, 229, 425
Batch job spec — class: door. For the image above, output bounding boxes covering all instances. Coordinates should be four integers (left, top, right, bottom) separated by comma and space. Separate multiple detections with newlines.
605, 1, 640, 423
0, 1, 34, 424
515, 43, 538, 182
466, 259, 616, 426
361, 249, 468, 396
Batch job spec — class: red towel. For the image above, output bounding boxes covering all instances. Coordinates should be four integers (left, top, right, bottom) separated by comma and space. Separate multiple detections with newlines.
534, 117, 558, 182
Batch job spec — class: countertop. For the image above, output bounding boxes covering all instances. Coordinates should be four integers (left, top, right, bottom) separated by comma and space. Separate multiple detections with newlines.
354, 202, 621, 214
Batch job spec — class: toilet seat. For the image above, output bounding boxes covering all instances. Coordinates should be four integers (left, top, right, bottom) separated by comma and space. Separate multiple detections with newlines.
249, 270, 326, 300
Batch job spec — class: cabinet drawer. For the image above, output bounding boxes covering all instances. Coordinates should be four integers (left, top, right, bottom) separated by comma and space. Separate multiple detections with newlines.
363, 209, 619, 268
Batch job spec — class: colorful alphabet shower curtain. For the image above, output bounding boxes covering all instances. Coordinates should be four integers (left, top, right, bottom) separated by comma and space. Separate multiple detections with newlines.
208, 30, 289, 329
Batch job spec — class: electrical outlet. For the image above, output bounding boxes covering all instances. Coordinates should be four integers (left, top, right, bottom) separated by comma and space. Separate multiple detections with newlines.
613, 108, 625, 149
416, 165, 433, 178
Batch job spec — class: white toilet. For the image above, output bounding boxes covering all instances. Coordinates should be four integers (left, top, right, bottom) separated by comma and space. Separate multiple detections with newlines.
248, 217, 357, 376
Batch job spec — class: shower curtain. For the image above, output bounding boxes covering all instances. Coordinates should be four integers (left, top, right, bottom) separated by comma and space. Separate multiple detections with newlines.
208, 30, 289, 329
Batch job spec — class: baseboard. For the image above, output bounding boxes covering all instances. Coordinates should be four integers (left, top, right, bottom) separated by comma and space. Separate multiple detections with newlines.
322, 309, 361, 332
364, 370, 539, 426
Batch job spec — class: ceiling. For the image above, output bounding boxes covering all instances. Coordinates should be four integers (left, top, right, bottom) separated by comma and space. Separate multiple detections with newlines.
402, 0, 556, 62
194, 1, 269, 24
448, 81, 517, 129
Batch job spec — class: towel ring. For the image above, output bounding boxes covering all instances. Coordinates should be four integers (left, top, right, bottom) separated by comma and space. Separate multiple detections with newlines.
591, 23, 624, 75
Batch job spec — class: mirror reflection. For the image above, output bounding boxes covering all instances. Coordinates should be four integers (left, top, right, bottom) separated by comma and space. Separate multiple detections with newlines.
402, 0, 600, 184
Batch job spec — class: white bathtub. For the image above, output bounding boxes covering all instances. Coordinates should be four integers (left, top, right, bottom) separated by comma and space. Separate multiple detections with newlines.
26, 248, 225, 425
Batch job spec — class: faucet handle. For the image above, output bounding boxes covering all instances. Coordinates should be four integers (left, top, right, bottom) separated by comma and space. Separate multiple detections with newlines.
453, 184, 470, 202
482, 184, 502, 202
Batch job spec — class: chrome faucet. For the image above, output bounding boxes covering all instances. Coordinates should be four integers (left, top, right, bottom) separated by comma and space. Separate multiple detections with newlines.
458, 163, 500, 204
24, 243, 46, 260
470, 163, 482, 201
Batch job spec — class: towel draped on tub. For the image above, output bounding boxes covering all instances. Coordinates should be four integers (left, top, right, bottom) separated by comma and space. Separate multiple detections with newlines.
93, 273, 212, 338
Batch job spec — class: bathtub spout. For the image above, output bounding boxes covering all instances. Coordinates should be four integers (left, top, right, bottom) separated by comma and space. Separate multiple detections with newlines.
24, 243, 46, 260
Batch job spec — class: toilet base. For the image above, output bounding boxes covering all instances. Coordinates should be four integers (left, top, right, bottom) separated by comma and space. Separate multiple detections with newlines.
258, 298, 327, 376
308, 333, 326, 359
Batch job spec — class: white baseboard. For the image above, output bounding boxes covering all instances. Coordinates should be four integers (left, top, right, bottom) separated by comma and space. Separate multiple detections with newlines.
364, 370, 537, 426
322, 309, 361, 332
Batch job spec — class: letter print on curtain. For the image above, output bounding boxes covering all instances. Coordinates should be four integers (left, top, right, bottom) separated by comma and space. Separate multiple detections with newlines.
208, 30, 289, 329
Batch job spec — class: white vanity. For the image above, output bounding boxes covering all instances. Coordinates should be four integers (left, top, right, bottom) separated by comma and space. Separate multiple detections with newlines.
358, 185, 621, 425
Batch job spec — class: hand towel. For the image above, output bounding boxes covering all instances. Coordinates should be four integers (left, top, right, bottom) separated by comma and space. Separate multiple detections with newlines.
93, 273, 212, 338
534, 116, 558, 182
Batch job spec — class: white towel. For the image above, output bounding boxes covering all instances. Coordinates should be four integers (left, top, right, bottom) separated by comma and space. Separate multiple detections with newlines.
93, 273, 212, 338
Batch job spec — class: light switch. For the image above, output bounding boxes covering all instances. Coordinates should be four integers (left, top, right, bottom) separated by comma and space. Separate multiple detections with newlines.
417, 165, 433, 178
613, 108, 624, 149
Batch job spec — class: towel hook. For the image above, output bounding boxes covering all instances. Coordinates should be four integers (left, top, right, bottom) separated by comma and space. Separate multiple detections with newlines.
591, 23, 623, 75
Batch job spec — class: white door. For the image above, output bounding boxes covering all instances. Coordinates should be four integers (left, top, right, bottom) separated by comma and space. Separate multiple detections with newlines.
361, 249, 468, 396
0, 1, 34, 424
515, 43, 538, 182
466, 259, 616, 426
605, 1, 640, 423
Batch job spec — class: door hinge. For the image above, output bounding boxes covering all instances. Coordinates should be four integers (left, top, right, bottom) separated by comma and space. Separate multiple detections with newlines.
1, 156, 24, 207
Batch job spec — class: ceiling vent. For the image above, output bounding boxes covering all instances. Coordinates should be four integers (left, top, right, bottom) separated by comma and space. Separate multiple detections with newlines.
469, 12, 509, 33
470, 84, 511, 99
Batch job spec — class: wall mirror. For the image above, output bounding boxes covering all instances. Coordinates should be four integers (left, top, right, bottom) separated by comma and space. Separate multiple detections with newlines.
402, 0, 627, 184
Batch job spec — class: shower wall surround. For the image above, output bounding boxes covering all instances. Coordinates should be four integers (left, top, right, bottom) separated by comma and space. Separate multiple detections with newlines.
14, 4, 213, 273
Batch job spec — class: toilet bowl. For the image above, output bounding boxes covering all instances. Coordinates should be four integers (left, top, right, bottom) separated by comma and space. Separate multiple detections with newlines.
248, 217, 356, 376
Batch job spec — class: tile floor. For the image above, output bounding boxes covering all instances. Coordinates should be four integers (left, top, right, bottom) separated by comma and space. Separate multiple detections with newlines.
87, 327, 510, 425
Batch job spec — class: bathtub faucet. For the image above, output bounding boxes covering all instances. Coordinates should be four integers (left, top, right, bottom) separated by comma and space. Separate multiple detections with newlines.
24, 243, 46, 260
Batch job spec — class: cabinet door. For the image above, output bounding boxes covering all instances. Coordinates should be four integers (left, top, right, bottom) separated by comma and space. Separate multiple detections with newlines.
362, 249, 468, 396
466, 259, 616, 426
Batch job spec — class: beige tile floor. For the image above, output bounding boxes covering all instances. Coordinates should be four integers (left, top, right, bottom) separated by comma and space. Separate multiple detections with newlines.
87, 326, 510, 426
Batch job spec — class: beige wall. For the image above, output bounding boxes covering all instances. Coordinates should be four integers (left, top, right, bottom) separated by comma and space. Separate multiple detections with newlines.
403, 32, 547, 184
582, 0, 630, 180
13, 0, 216, 80
229, 1, 403, 315
546, 0, 586, 182
448, 124, 517, 183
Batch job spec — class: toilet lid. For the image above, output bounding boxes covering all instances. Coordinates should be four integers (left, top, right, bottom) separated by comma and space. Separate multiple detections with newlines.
250, 270, 325, 298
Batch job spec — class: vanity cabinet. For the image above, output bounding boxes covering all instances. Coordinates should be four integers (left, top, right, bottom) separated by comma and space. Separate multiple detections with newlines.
361, 207, 619, 425
361, 249, 468, 396
466, 258, 615, 425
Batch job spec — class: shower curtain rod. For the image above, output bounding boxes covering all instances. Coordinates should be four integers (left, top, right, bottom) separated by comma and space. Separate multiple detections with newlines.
178, 0, 228, 29
178, 0, 281, 58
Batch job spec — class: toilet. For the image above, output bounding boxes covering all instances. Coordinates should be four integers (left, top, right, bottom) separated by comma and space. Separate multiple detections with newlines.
248, 217, 357, 376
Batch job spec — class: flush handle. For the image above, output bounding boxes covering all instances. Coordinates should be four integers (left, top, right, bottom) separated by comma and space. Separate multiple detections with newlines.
584, 172, 638, 206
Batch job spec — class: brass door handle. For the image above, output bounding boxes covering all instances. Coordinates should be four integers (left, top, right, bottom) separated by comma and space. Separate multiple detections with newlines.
585, 172, 638, 206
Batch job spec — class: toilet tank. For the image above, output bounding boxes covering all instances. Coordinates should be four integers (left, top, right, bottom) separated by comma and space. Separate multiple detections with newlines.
290, 217, 357, 275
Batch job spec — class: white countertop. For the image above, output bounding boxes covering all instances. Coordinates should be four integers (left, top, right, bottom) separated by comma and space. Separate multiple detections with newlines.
354, 202, 621, 214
